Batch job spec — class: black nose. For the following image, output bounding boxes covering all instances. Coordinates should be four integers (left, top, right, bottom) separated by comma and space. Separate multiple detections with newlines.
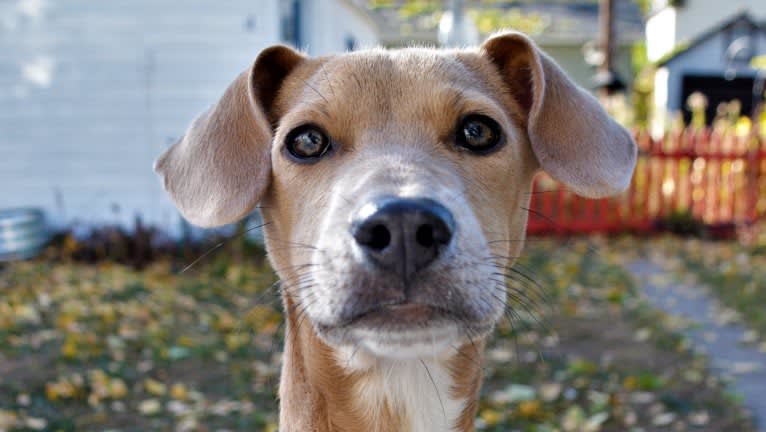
351, 197, 455, 280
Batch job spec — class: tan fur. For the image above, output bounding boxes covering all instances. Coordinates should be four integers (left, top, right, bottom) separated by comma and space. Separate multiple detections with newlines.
278, 296, 407, 432
448, 341, 486, 431
155, 32, 637, 431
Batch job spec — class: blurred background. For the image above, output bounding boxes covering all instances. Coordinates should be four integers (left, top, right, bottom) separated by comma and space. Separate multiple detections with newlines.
2, 1, 766, 431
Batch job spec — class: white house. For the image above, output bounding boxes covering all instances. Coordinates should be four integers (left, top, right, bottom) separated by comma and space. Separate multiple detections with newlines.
298, 1, 379, 55
646, 1, 766, 130
646, 0, 766, 62
1, 0, 378, 233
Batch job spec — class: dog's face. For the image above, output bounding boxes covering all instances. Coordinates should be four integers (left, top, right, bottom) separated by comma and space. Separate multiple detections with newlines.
155, 33, 636, 360
264, 48, 538, 358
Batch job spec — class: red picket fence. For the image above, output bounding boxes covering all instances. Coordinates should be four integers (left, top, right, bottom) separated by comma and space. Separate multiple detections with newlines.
526, 128, 766, 235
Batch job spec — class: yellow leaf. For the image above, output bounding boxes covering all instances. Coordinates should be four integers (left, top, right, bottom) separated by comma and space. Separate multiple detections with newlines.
170, 383, 188, 401
110, 379, 128, 399
623, 376, 639, 390
517, 400, 543, 419
45, 383, 58, 401
479, 408, 502, 426
138, 399, 162, 416
144, 379, 167, 396
61, 338, 78, 359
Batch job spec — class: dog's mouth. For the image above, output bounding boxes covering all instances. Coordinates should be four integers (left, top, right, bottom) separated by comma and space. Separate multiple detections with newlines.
314, 300, 457, 335
312, 294, 497, 359
341, 301, 456, 329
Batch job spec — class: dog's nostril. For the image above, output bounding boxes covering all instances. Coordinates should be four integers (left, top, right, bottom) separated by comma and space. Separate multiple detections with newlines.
415, 224, 435, 248
351, 197, 455, 279
368, 224, 391, 250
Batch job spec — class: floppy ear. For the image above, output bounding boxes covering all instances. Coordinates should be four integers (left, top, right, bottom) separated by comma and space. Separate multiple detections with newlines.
481, 32, 637, 198
154, 46, 304, 227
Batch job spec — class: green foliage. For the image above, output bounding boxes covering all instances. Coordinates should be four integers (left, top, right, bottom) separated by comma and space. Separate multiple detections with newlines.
654, 42, 690, 66
633, 0, 653, 15
631, 42, 654, 129
468, 8, 548, 35
368, 0, 396, 9
397, 0, 439, 18
658, 210, 706, 237
631, 42, 648, 76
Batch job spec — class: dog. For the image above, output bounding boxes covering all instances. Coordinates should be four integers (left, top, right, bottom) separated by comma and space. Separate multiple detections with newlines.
155, 31, 637, 432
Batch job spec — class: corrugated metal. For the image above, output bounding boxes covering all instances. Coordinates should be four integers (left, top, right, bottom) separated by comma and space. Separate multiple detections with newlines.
0, 208, 48, 261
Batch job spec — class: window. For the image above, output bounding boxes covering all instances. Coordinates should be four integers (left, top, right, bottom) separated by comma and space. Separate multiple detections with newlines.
345, 35, 357, 52
281, 0, 301, 47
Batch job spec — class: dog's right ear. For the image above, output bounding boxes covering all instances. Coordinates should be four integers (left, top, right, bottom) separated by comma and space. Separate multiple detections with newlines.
154, 46, 304, 227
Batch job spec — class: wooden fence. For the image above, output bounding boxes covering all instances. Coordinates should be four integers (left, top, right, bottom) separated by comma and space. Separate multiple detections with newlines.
526, 129, 766, 235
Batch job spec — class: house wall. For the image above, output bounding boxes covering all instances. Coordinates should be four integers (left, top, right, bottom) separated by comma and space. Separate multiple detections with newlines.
673, 0, 766, 43
665, 31, 765, 111
543, 45, 635, 92
298, 0, 379, 55
647, 0, 766, 61
1, 0, 282, 232
652, 29, 766, 133
646, 7, 677, 62
1, 0, 381, 234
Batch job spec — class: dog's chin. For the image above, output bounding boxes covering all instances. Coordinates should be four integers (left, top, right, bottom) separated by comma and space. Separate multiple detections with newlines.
314, 304, 495, 360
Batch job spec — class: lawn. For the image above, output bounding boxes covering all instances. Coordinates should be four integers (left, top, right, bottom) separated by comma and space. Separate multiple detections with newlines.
0, 238, 754, 431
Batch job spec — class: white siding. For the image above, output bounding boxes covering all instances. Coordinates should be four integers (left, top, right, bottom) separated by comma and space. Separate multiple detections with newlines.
647, 0, 766, 60
299, 0, 379, 55
673, 0, 766, 43
0, 0, 281, 231
652, 29, 766, 133
652, 67, 670, 136
646, 8, 677, 62
663, 31, 765, 111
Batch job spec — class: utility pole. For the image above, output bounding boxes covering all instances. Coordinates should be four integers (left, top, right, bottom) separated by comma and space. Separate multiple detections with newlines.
447, 0, 465, 46
439, 0, 478, 47
597, 0, 615, 101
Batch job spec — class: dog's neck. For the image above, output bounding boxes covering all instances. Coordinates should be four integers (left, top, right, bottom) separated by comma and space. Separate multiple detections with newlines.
278, 299, 484, 432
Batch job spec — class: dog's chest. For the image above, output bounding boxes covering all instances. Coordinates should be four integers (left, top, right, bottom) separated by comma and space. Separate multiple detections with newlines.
348, 355, 466, 432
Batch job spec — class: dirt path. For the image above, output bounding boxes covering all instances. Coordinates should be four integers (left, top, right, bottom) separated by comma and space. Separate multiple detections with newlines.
628, 259, 766, 431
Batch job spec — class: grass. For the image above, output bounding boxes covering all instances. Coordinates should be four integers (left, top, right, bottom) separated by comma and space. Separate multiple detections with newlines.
0, 237, 754, 431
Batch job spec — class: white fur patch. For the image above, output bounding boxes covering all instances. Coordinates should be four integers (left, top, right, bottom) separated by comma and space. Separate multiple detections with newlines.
337, 347, 465, 432
349, 326, 461, 360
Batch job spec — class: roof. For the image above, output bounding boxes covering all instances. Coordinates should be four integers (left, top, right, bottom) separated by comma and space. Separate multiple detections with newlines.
357, 0, 644, 47
657, 12, 766, 66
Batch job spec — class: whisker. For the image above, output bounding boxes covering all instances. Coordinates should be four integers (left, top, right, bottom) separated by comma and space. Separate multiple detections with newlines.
419, 358, 447, 423
179, 221, 272, 273
345, 344, 362, 369
524, 189, 562, 195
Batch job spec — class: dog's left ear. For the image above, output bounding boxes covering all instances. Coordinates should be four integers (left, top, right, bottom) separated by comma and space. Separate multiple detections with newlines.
481, 32, 637, 198
154, 46, 304, 227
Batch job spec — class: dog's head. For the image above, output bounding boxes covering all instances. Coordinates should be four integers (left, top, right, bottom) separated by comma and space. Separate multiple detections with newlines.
155, 32, 636, 360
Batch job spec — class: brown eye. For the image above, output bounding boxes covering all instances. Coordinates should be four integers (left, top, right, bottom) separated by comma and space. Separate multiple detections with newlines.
286, 125, 330, 160
457, 114, 502, 152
